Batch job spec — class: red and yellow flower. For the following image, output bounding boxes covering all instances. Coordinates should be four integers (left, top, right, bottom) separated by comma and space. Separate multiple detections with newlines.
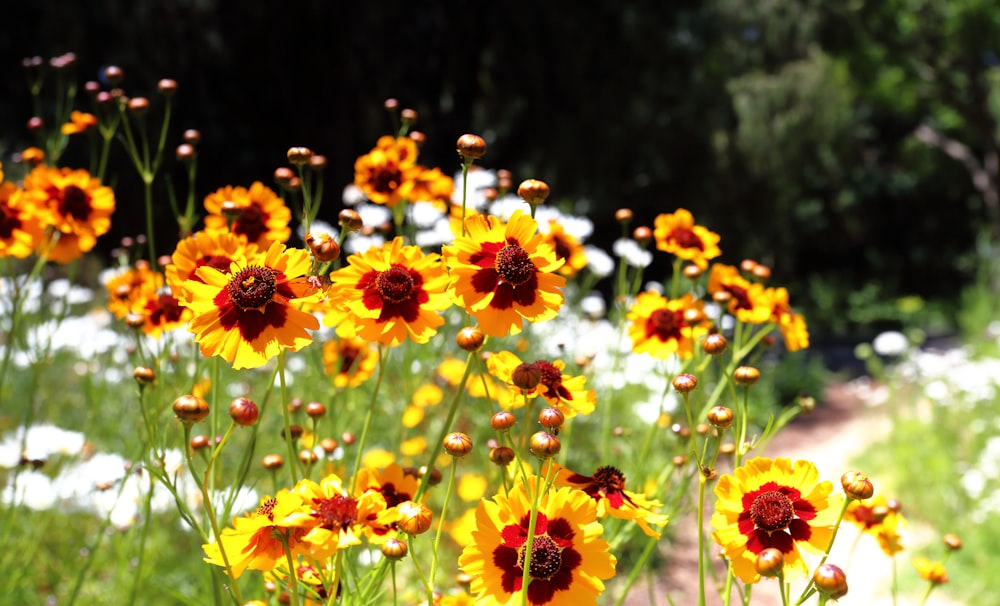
0, 167, 45, 258
61, 111, 98, 135
105, 263, 163, 319
844, 494, 905, 556
486, 350, 595, 417
541, 220, 588, 278
21, 165, 115, 263
165, 230, 257, 303
137, 292, 190, 338
354, 135, 421, 208
325, 236, 451, 345
409, 165, 454, 206
653, 208, 721, 269
443, 210, 565, 337
548, 463, 669, 538
711, 457, 842, 583
321, 336, 379, 388
766, 286, 810, 352
707, 264, 772, 324
459, 476, 616, 606
626, 291, 712, 359
182, 241, 323, 369
203, 182, 291, 248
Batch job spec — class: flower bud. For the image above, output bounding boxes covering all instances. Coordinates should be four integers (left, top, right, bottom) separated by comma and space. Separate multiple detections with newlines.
456, 326, 485, 351
672, 455, 688, 467
489, 446, 515, 466
754, 547, 784, 578
708, 406, 734, 429
702, 333, 728, 355
529, 432, 561, 459
614, 208, 633, 223
734, 366, 760, 386
517, 179, 550, 206
133, 366, 156, 385
305, 401, 327, 418
157, 79, 178, 96
672, 373, 698, 394
183, 129, 201, 144
683, 264, 703, 280
419, 465, 442, 485
512, 363, 541, 391
942, 533, 962, 551
338, 209, 363, 232
633, 226, 652, 242
397, 501, 433, 535
299, 449, 318, 466
176, 143, 196, 162
262, 454, 284, 470
190, 434, 210, 451
408, 131, 426, 146
381, 538, 408, 560
287, 146, 313, 166
104, 65, 124, 85
740, 259, 758, 274
456, 134, 487, 160
229, 397, 260, 426
173, 395, 209, 424
128, 97, 150, 116
813, 563, 848, 599
341, 431, 356, 446
400, 108, 418, 123
305, 233, 341, 263
383, 98, 399, 111
841, 471, 874, 500
491, 411, 516, 431
320, 438, 339, 454
538, 407, 565, 431
281, 425, 304, 441
443, 432, 473, 457
752, 263, 771, 281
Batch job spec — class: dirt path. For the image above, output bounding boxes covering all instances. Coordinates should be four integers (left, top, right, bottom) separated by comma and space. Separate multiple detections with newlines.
623, 381, 960, 605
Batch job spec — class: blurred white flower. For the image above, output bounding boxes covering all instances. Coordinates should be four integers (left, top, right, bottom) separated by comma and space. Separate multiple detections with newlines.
452, 167, 496, 211
613, 238, 652, 268
584, 246, 614, 278
342, 183, 367, 206
580, 294, 606, 319
872, 331, 909, 357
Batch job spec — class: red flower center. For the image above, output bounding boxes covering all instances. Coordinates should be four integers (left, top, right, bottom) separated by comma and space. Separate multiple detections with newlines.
593, 466, 627, 493
376, 266, 415, 303
494, 244, 535, 286
371, 162, 402, 194
534, 360, 571, 400
226, 266, 277, 311
313, 494, 358, 531
518, 535, 563, 581
670, 227, 704, 250
0, 206, 22, 237
234, 203, 268, 244
257, 497, 278, 521
60, 184, 92, 221
650, 309, 680, 334
751, 490, 795, 532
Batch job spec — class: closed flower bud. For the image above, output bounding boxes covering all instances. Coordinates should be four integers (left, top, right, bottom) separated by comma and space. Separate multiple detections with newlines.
262, 454, 284, 470
456, 326, 485, 351
173, 394, 209, 424
220, 199, 243, 221
298, 449, 318, 466
341, 431, 356, 446
672, 455, 688, 467
176, 143, 196, 162
703, 333, 728, 355
183, 129, 201, 144
752, 263, 771, 281
287, 146, 313, 166
754, 548, 784, 578
229, 397, 259, 426
338, 209, 363, 232
381, 538, 408, 560
281, 425, 304, 441
529, 432, 561, 459
443, 432, 473, 457
538, 407, 565, 431
190, 434, 210, 451
683, 264, 703, 280
305, 401, 326, 418
799, 393, 816, 413
491, 411, 517, 431
419, 465, 442, 485
672, 373, 698, 394
517, 179, 550, 206
124, 312, 146, 329
397, 501, 433, 535
734, 366, 760, 386
614, 208, 633, 223
127, 97, 150, 116
400, 108, 418, 123
943, 533, 962, 551
383, 98, 399, 111
708, 406, 734, 429
104, 65, 124, 85
719, 442, 736, 455
841, 471, 874, 500
740, 259, 758, 274
456, 134, 487, 160
157, 78, 178, 96
133, 366, 156, 385
305, 233, 340, 263
489, 446, 515, 466
813, 563, 848, 599
309, 154, 327, 170
320, 438, 339, 454
632, 225, 653, 242
408, 131, 426, 146
512, 363, 541, 391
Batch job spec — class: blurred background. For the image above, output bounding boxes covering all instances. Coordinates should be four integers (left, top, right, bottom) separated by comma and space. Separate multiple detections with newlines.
4, 0, 1000, 343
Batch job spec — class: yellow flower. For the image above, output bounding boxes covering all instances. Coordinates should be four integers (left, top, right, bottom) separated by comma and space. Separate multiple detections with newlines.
844, 494, 905, 556
325, 236, 451, 345
653, 208, 721, 269
136, 291, 190, 338
541, 219, 588, 277
0, 172, 45, 259
913, 557, 948, 584
443, 210, 565, 337
766, 287, 810, 351
707, 264, 772, 324
353, 135, 420, 207
547, 463, 669, 538
60, 111, 98, 135
105, 263, 163, 319
626, 291, 711, 359
321, 336, 379, 388
165, 230, 258, 304
22, 165, 115, 263
203, 181, 291, 247
711, 457, 843, 584
409, 165, 454, 206
182, 241, 323, 369
202, 490, 310, 579
459, 476, 616, 606
486, 350, 595, 417
285, 473, 392, 558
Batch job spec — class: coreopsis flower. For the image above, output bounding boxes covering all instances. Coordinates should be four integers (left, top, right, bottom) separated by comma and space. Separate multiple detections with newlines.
548, 463, 669, 538
844, 494, 906, 556
165, 230, 257, 303
652, 208, 721, 269
766, 286, 810, 351
202, 490, 310, 579
137, 292, 190, 338
541, 219, 588, 277
0, 172, 45, 258
409, 165, 454, 207
486, 351, 596, 417
203, 182, 291, 248
438, 591, 476, 606
458, 476, 617, 606
707, 264, 772, 324
22, 165, 115, 263
321, 336, 379, 388
181, 241, 323, 369
913, 557, 948, 585
325, 236, 451, 345
443, 210, 565, 337
626, 291, 712, 359
285, 473, 394, 558
711, 457, 843, 584
60, 111, 98, 135
353, 462, 422, 539
105, 264, 163, 319
354, 135, 420, 208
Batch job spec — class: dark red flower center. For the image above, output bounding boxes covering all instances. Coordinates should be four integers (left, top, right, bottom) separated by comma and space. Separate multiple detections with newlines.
494, 244, 535, 286
257, 497, 278, 521
725, 284, 753, 311
226, 265, 277, 311
59, 184, 92, 221
376, 266, 415, 303
379, 482, 411, 509
593, 466, 627, 493
751, 491, 795, 532
518, 535, 563, 581
671, 227, 704, 250
233, 203, 269, 243
534, 360, 572, 400
339, 342, 362, 375
313, 494, 358, 531
370, 161, 402, 194
0, 206, 22, 237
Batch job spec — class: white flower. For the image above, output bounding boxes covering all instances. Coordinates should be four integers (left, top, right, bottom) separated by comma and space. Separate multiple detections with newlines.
408, 201, 445, 229
356, 203, 392, 229
488, 193, 531, 220
584, 246, 615, 277
580, 294, 606, 319
342, 183, 367, 206
452, 168, 496, 211
415, 217, 456, 249
613, 238, 652, 268
872, 331, 909, 357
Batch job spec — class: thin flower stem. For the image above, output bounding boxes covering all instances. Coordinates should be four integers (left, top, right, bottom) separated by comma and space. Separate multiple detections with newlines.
351, 344, 390, 492
280, 532, 301, 606
126, 473, 156, 606
278, 350, 302, 484
916, 581, 936, 606
612, 534, 661, 606
460, 158, 472, 237
414, 351, 475, 501
697, 473, 708, 606
520, 469, 551, 606
428, 458, 459, 605
793, 497, 850, 605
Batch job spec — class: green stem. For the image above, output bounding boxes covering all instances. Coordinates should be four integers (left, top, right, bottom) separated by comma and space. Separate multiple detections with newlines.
351, 345, 390, 492
697, 473, 708, 606
277, 350, 302, 484
414, 351, 475, 501
427, 458, 459, 605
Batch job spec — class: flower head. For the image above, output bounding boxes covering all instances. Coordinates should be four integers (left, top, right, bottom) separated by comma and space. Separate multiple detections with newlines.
181, 241, 323, 369
165, 230, 257, 303
22, 165, 115, 263
326, 236, 451, 345
541, 220, 588, 278
354, 135, 420, 208
711, 457, 843, 583
285, 473, 393, 558
203, 182, 291, 247
913, 557, 948, 585
0, 170, 45, 258
626, 291, 712, 359
443, 210, 565, 337
459, 476, 616, 606
707, 264, 772, 324
61, 111, 98, 135
321, 336, 379, 388
766, 287, 809, 351
486, 351, 595, 417
653, 208, 721, 269
844, 494, 906, 556
549, 463, 669, 538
